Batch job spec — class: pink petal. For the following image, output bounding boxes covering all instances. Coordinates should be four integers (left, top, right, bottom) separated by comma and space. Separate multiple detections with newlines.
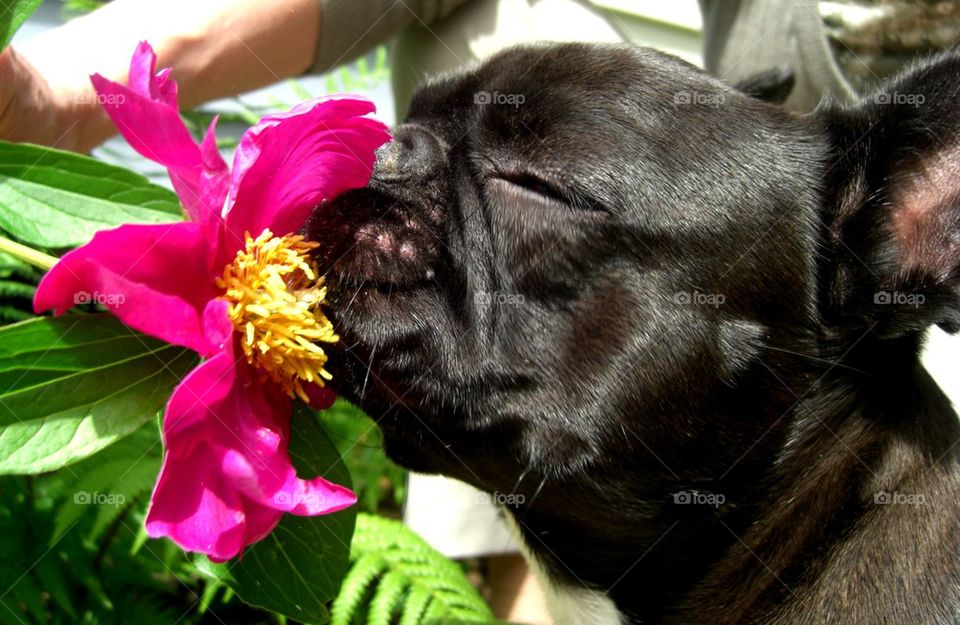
201, 298, 233, 353
273, 469, 356, 516
304, 383, 337, 411
129, 48, 176, 106
146, 342, 356, 560
33, 222, 224, 357
223, 96, 390, 248
147, 443, 266, 562
90, 42, 229, 224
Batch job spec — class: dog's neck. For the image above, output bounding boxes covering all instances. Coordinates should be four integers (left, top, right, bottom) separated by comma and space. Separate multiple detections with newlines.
406, 333, 960, 624
675, 334, 960, 625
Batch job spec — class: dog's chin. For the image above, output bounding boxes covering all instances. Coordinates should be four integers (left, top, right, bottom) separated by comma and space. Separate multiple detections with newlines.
320, 306, 448, 475
301, 187, 447, 412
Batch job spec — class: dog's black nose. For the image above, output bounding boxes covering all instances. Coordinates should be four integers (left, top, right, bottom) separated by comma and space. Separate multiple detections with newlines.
372, 124, 444, 183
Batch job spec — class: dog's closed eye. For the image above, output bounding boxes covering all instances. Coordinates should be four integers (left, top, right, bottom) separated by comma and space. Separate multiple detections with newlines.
494, 172, 568, 204
487, 172, 603, 214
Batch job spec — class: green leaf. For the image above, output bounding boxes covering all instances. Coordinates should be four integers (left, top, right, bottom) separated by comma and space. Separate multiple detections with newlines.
0, 0, 42, 51
0, 141, 182, 249
196, 404, 357, 624
0, 314, 198, 474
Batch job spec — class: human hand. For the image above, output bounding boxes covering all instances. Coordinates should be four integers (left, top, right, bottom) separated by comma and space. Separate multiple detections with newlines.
1, 0, 321, 154
0, 46, 97, 151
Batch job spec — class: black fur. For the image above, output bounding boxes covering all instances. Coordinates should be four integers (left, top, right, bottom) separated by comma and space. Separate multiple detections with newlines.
303, 43, 960, 624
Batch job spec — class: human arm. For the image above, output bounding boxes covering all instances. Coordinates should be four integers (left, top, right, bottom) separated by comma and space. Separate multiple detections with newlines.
0, 0, 320, 152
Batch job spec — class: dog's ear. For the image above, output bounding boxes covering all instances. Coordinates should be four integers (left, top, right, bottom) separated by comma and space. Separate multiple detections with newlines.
822, 53, 960, 338
733, 66, 795, 104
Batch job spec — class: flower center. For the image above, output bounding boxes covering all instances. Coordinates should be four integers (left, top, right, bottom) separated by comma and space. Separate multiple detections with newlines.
217, 229, 337, 402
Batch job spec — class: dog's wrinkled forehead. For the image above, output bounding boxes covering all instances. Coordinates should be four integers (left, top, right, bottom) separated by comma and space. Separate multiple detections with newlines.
404, 43, 804, 225
410, 44, 685, 125
409, 45, 686, 158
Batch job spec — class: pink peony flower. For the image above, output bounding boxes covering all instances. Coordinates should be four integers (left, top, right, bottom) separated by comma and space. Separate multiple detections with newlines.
33, 42, 391, 561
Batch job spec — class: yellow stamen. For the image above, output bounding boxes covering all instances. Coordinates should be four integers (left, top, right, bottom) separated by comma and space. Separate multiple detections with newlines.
217, 229, 337, 402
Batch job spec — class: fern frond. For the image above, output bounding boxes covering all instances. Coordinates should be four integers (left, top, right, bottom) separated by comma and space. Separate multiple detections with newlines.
367, 569, 408, 625
0, 305, 32, 323
330, 554, 388, 625
0, 279, 36, 299
47, 424, 162, 542
0, 250, 39, 325
423, 595, 449, 623
110, 592, 183, 625
0, 250, 41, 281
397, 585, 432, 625
333, 513, 496, 625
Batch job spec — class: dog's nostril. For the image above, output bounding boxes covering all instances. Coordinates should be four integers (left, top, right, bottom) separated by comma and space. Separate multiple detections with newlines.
372, 124, 443, 182
374, 141, 404, 178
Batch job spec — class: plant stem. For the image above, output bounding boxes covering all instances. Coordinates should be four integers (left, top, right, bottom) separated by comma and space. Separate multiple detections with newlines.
0, 236, 58, 271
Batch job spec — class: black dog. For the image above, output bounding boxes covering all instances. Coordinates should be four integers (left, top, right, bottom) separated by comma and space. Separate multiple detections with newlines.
304, 43, 960, 624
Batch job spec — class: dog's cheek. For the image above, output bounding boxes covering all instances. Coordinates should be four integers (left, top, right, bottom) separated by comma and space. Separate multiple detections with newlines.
715, 319, 767, 384
487, 197, 604, 283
